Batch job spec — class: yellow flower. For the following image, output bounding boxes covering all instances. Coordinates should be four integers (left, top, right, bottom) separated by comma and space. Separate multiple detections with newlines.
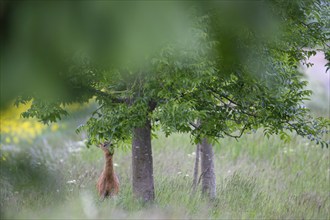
5, 137, 11, 143
0, 101, 46, 143
51, 124, 59, 132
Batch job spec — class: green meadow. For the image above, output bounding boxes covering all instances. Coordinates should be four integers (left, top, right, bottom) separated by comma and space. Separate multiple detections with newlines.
1, 100, 329, 219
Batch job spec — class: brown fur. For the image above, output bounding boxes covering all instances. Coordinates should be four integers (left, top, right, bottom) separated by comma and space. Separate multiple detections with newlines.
96, 143, 119, 199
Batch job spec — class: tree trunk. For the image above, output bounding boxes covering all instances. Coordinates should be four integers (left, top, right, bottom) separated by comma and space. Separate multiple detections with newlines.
200, 138, 216, 199
192, 143, 200, 192
132, 119, 155, 202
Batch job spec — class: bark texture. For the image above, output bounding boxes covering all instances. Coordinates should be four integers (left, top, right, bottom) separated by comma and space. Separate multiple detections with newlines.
132, 119, 155, 202
192, 143, 200, 192
200, 138, 216, 199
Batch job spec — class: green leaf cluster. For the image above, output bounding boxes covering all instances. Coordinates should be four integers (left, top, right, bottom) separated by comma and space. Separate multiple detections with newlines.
13, 1, 330, 148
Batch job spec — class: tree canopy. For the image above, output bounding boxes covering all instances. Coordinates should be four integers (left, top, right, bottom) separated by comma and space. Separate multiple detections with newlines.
1, 0, 329, 147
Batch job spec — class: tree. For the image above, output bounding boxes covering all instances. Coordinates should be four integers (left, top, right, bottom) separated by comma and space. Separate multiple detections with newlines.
1, 1, 195, 201
153, 0, 330, 198
132, 117, 155, 201
200, 138, 216, 199
2, 0, 330, 202
192, 143, 200, 193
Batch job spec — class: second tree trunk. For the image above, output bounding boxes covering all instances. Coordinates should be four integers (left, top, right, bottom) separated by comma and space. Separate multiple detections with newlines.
200, 138, 216, 199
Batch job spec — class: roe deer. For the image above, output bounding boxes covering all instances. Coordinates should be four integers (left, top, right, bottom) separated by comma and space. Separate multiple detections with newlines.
96, 142, 119, 199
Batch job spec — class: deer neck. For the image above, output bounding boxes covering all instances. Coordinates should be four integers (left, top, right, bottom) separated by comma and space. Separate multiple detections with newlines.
103, 152, 115, 178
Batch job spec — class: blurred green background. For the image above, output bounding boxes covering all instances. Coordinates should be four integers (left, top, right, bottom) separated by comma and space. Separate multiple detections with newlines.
1, 1, 329, 219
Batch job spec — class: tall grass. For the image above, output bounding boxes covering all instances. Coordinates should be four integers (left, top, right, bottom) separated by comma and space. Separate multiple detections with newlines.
1, 113, 329, 219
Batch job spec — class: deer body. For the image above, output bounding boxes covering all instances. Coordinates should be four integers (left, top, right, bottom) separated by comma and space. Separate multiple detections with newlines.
97, 143, 119, 198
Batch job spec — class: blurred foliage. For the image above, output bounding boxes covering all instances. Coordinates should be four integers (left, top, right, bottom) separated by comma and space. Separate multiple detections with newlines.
1, 0, 329, 148
0, 1, 195, 107
0, 102, 47, 146
0, 101, 90, 153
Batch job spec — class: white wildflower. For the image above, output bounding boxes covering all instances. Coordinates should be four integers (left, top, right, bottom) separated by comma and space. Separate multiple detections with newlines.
188, 151, 196, 158
67, 180, 77, 184
76, 140, 87, 147
68, 147, 82, 153
283, 147, 288, 154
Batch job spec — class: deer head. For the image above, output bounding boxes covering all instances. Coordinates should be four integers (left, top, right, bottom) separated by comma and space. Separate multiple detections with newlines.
98, 141, 114, 155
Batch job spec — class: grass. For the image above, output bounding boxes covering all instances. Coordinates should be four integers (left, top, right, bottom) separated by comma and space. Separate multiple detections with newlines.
0, 102, 329, 219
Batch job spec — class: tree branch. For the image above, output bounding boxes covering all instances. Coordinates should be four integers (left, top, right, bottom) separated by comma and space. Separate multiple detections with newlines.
189, 122, 200, 129
223, 124, 248, 140
209, 89, 258, 118
92, 89, 127, 104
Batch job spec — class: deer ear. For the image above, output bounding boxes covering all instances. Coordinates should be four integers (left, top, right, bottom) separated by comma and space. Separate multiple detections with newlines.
104, 141, 112, 147
98, 143, 106, 149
